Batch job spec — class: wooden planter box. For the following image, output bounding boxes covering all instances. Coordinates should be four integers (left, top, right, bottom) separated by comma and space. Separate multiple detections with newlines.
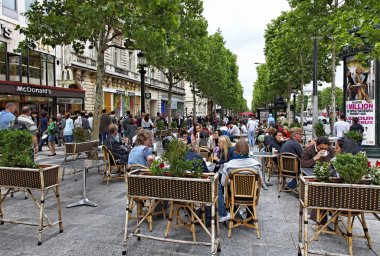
0, 164, 63, 245
0, 164, 60, 189
300, 176, 380, 212
64, 140, 98, 155
126, 170, 217, 203
124, 170, 220, 255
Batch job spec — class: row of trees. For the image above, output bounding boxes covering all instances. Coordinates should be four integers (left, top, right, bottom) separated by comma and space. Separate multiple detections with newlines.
19, 0, 246, 139
252, 0, 379, 127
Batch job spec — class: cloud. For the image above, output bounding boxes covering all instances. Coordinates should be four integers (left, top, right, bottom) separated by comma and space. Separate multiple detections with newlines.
203, 0, 291, 108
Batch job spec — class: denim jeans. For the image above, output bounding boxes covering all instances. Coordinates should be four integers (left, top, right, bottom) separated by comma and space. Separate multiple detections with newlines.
38, 137, 47, 151
218, 184, 228, 217
101, 132, 108, 145
64, 135, 73, 143
248, 130, 255, 146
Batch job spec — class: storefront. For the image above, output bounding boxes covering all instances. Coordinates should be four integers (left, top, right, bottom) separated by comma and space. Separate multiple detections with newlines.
0, 80, 85, 115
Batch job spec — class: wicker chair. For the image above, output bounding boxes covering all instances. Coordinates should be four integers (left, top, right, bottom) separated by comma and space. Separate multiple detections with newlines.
198, 147, 213, 163
225, 168, 261, 238
101, 145, 127, 185
278, 153, 299, 198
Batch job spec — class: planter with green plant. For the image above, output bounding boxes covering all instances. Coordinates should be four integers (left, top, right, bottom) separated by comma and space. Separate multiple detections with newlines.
64, 127, 98, 161
126, 139, 216, 202
156, 120, 166, 131
314, 122, 326, 137
0, 129, 62, 245
344, 130, 363, 144
168, 121, 178, 134
300, 152, 380, 212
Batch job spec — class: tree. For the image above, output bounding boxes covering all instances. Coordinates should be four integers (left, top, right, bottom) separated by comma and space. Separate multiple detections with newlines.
136, 0, 208, 121
18, 0, 181, 139
318, 87, 343, 115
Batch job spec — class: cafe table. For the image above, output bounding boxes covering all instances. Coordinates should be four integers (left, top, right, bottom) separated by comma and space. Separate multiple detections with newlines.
250, 151, 277, 190
301, 167, 314, 176
61, 159, 107, 208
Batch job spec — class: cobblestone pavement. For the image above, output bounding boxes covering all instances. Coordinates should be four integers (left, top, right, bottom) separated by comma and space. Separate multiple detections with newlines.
0, 142, 379, 256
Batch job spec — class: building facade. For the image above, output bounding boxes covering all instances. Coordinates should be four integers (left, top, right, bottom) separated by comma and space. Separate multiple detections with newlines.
0, 0, 85, 115
184, 81, 208, 117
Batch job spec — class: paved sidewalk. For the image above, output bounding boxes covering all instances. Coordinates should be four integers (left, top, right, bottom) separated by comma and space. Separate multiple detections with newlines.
0, 144, 379, 256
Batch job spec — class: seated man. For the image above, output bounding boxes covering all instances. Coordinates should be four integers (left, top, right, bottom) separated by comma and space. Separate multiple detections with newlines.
105, 124, 129, 164
218, 139, 262, 223
268, 130, 285, 152
279, 127, 304, 190
301, 136, 335, 168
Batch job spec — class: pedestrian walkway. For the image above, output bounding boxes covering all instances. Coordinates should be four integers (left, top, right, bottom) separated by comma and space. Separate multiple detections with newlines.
0, 144, 379, 255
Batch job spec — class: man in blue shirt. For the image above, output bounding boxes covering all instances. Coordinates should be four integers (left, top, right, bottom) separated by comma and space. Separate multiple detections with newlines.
0, 103, 16, 129
38, 112, 49, 151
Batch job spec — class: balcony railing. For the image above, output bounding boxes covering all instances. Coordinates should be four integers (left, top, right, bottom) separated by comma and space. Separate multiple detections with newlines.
69, 54, 185, 95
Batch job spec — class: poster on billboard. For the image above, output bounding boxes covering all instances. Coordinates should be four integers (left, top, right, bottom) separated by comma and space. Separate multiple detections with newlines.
345, 57, 376, 145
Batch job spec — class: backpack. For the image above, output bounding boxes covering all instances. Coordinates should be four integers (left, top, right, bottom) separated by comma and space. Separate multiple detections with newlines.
11, 117, 28, 131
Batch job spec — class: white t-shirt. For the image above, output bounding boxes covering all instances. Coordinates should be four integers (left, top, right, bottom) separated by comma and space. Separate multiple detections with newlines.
241, 124, 248, 134
247, 119, 258, 131
333, 120, 350, 137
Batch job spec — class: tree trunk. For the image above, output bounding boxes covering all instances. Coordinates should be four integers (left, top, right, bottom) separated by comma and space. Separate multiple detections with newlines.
167, 73, 173, 124
330, 38, 337, 132
192, 83, 197, 136
91, 30, 107, 140
300, 85, 304, 126
286, 85, 291, 123
299, 53, 304, 126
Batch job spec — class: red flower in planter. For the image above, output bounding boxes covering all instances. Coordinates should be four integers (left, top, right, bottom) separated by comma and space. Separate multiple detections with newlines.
159, 163, 165, 169
376, 160, 380, 168
368, 161, 372, 167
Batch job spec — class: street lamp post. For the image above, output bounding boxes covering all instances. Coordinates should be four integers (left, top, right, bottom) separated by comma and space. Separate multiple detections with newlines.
137, 51, 147, 114
312, 37, 318, 138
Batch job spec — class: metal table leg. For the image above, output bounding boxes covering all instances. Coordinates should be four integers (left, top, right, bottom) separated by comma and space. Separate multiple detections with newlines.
260, 157, 272, 190
67, 167, 98, 208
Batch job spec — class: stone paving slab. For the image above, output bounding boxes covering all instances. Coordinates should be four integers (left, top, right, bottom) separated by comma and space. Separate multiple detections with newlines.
0, 144, 379, 256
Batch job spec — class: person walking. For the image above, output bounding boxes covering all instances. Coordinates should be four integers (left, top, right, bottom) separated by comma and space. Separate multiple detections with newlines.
99, 109, 111, 144
0, 103, 16, 129
63, 113, 74, 143
38, 112, 49, 152
17, 106, 39, 158
333, 114, 350, 138
247, 117, 257, 146
47, 116, 58, 156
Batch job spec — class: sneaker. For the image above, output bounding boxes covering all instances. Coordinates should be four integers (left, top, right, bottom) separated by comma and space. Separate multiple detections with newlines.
219, 212, 230, 223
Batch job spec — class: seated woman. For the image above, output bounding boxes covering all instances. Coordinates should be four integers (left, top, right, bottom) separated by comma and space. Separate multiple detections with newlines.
128, 129, 155, 167
213, 135, 234, 165
105, 124, 130, 164
218, 139, 262, 222
208, 130, 223, 158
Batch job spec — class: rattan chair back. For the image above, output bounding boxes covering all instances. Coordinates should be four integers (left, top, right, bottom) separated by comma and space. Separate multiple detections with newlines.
198, 147, 212, 162
101, 145, 126, 185
230, 168, 261, 204
279, 153, 299, 178
128, 164, 149, 171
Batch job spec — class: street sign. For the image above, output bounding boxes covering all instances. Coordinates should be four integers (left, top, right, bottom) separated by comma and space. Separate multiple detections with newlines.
145, 93, 151, 99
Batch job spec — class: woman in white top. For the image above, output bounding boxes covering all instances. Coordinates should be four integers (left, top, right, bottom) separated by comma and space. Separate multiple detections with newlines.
141, 113, 154, 130
63, 113, 74, 143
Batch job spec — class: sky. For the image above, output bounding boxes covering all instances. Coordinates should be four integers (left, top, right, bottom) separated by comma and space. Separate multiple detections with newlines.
202, 0, 343, 109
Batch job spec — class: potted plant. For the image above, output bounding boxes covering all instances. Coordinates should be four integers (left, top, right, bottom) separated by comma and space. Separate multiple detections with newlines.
155, 120, 167, 140
314, 122, 326, 137
300, 152, 380, 212
0, 129, 62, 245
124, 139, 219, 254
64, 127, 98, 161
344, 130, 363, 144
169, 121, 178, 134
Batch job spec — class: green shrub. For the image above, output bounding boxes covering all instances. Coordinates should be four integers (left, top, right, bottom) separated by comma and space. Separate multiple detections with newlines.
333, 152, 368, 184
156, 120, 165, 130
162, 139, 203, 178
314, 123, 326, 137
73, 127, 90, 143
170, 122, 177, 129
314, 161, 331, 182
0, 129, 37, 168
344, 130, 362, 143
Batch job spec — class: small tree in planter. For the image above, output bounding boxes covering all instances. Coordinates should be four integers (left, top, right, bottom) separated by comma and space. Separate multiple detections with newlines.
73, 127, 90, 142
333, 152, 368, 184
344, 130, 363, 144
0, 129, 37, 168
314, 122, 326, 137
156, 120, 165, 131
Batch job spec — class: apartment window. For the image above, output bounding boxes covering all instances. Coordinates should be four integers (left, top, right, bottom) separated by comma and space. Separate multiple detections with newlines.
25, 0, 35, 12
0, 42, 6, 81
128, 51, 132, 70
29, 51, 41, 84
2, 0, 18, 19
8, 53, 21, 82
